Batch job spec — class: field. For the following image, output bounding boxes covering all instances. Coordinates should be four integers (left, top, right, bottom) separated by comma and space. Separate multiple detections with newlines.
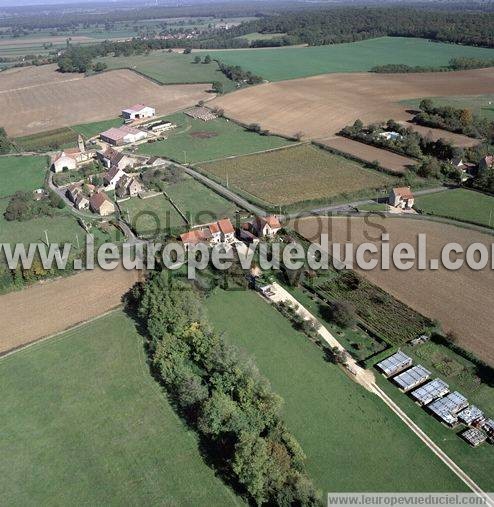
0, 311, 239, 505
206, 289, 466, 492
319, 137, 418, 174
137, 112, 293, 164
402, 94, 494, 121
14, 127, 79, 152
211, 67, 494, 140
0, 267, 138, 355
119, 194, 186, 237
401, 122, 481, 148
0, 65, 210, 137
97, 51, 235, 92
235, 32, 287, 43
199, 37, 494, 82
0, 155, 47, 197
415, 188, 494, 227
294, 216, 494, 365
72, 117, 123, 139
198, 144, 393, 207
165, 178, 239, 225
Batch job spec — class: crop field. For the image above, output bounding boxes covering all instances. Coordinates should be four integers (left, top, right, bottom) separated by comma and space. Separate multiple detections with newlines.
72, 117, 123, 139
97, 51, 235, 91
198, 144, 393, 206
294, 216, 494, 365
0, 311, 239, 505
235, 32, 287, 43
319, 137, 418, 174
402, 94, 494, 121
400, 122, 481, 148
14, 127, 79, 152
119, 195, 186, 237
165, 178, 239, 225
0, 155, 47, 197
137, 112, 292, 163
200, 37, 494, 82
211, 67, 494, 140
206, 289, 466, 492
0, 65, 210, 137
415, 189, 494, 228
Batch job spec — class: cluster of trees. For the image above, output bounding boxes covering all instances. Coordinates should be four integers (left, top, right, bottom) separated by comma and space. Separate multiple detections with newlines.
370, 64, 442, 73
4, 191, 64, 222
369, 57, 494, 74
415, 99, 493, 141
141, 165, 183, 192
217, 62, 263, 84
0, 127, 12, 154
132, 274, 320, 506
449, 57, 494, 70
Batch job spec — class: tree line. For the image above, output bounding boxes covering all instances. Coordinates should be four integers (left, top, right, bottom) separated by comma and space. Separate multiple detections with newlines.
129, 273, 320, 505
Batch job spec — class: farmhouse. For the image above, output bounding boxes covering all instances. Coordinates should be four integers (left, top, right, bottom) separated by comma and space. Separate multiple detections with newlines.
52, 151, 77, 173
97, 147, 131, 170
479, 155, 494, 172
122, 104, 156, 122
252, 215, 282, 238
66, 184, 89, 210
117, 175, 143, 197
376, 350, 412, 377
389, 187, 414, 209
147, 156, 165, 167
427, 391, 468, 426
103, 166, 126, 190
100, 126, 147, 146
185, 107, 218, 122
89, 192, 115, 216
180, 218, 235, 251
452, 157, 477, 181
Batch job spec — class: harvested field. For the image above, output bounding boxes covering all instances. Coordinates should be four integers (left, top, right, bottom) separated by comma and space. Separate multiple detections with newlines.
319, 137, 417, 174
0, 65, 210, 137
212, 68, 494, 140
0, 267, 139, 356
399, 122, 482, 148
294, 216, 494, 365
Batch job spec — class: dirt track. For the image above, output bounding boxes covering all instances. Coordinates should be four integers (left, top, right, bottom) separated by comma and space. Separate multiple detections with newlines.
294, 216, 494, 366
0, 65, 211, 136
0, 267, 139, 355
212, 68, 494, 140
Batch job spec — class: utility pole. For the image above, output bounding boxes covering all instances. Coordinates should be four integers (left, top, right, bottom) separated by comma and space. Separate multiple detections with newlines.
44, 230, 49, 246
183, 150, 187, 165
226, 171, 229, 188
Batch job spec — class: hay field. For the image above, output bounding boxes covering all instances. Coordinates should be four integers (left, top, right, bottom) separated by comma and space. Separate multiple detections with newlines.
198, 144, 393, 206
211, 68, 494, 140
294, 216, 494, 365
0, 65, 210, 136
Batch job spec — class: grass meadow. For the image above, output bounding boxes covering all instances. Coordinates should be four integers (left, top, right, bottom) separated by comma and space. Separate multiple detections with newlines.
0, 155, 48, 197
206, 289, 466, 493
72, 117, 123, 139
199, 37, 494, 81
0, 311, 240, 506
136, 112, 293, 164
414, 189, 494, 227
198, 144, 393, 206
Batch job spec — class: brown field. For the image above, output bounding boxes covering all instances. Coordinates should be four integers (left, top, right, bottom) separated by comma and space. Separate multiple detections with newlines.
0, 65, 211, 136
211, 68, 494, 140
0, 36, 96, 46
319, 137, 417, 174
0, 266, 139, 356
294, 216, 494, 365
399, 122, 482, 148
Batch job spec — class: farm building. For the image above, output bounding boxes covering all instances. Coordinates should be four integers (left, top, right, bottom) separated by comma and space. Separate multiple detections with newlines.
100, 126, 147, 146
66, 184, 89, 211
379, 131, 402, 141
376, 350, 412, 377
185, 107, 218, 122
392, 365, 431, 392
483, 419, 494, 438
122, 104, 155, 121
52, 151, 77, 173
389, 187, 414, 209
97, 147, 132, 170
252, 215, 282, 238
180, 218, 235, 251
117, 175, 143, 198
147, 156, 165, 167
458, 406, 485, 427
427, 391, 468, 426
103, 166, 126, 191
89, 192, 115, 216
461, 428, 487, 447
411, 379, 449, 406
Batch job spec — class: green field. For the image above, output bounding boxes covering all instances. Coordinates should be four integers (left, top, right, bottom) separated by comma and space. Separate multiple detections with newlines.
165, 178, 239, 225
0, 155, 48, 197
0, 311, 240, 506
402, 95, 494, 121
14, 127, 79, 152
414, 189, 494, 227
137, 112, 292, 164
235, 32, 287, 42
119, 194, 186, 237
206, 289, 465, 492
97, 51, 235, 91
198, 144, 393, 207
72, 117, 123, 139
198, 37, 494, 82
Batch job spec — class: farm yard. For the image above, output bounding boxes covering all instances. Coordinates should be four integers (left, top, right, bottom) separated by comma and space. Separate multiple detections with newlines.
206, 289, 466, 493
294, 216, 494, 365
0, 155, 47, 197
97, 51, 235, 92
198, 144, 393, 207
0, 65, 210, 137
211, 67, 494, 140
319, 137, 418, 174
0, 311, 239, 506
199, 37, 494, 82
415, 189, 494, 228
136, 112, 293, 164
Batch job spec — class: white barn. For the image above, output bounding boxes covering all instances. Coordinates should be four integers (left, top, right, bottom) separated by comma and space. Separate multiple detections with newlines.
122, 104, 155, 121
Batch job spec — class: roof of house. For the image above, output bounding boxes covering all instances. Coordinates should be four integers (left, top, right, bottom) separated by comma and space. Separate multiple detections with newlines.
104, 165, 124, 182
392, 186, 414, 199
89, 192, 111, 211
123, 104, 151, 113
209, 222, 220, 234
180, 228, 211, 245
100, 125, 142, 141
217, 218, 235, 234
75, 193, 89, 206
53, 150, 78, 163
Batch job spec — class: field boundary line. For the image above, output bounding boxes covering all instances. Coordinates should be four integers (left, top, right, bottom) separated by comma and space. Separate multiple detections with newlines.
0, 306, 123, 361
